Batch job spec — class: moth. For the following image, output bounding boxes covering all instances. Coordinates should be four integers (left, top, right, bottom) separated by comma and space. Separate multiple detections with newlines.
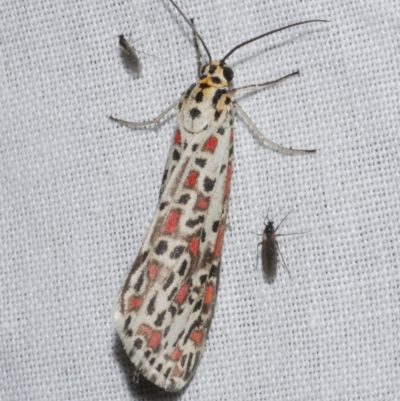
111, 0, 324, 391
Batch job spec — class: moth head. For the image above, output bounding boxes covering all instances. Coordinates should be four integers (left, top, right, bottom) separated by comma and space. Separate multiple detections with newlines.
199, 61, 234, 88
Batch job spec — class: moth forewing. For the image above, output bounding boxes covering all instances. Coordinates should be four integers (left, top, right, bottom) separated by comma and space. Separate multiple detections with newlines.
114, 111, 233, 391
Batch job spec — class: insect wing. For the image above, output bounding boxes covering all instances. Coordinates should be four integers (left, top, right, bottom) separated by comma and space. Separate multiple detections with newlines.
114, 121, 233, 391
262, 231, 278, 279
119, 34, 141, 74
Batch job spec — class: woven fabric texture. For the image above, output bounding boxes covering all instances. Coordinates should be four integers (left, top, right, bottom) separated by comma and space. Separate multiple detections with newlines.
1, 0, 399, 400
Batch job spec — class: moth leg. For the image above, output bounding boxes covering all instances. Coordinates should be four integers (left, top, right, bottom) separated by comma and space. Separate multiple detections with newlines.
109, 101, 179, 128
234, 101, 316, 154
233, 71, 299, 94
190, 18, 202, 78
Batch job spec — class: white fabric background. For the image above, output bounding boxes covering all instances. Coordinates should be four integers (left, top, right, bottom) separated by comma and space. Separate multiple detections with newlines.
1, 0, 399, 400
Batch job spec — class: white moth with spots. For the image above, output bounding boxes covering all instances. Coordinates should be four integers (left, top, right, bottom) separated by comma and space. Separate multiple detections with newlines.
111, 0, 325, 392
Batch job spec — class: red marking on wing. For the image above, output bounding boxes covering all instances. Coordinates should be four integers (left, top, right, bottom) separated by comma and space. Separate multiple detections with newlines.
174, 131, 182, 144
230, 130, 234, 142
204, 284, 214, 305
224, 163, 232, 197
175, 282, 189, 304
147, 264, 158, 280
196, 195, 209, 210
148, 331, 162, 350
171, 366, 183, 378
138, 324, 153, 339
127, 296, 142, 311
202, 136, 218, 152
213, 224, 225, 258
185, 171, 199, 188
188, 236, 199, 256
163, 209, 180, 234
189, 330, 203, 345
170, 348, 182, 361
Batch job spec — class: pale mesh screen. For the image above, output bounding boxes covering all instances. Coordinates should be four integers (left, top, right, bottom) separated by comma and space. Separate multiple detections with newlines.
1, 0, 399, 400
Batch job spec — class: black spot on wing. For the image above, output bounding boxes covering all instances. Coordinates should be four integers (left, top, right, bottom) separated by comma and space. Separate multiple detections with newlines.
170, 245, 185, 259
178, 260, 187, 276
209, 264, 218, 277
195, 158, 207, 168
193, 300, 202, 312
172, 149, 180, 161
154, 240, 168, 255
212, 221, 220, 233
134, 272, 144, 292
186, 215, 205, 228
147, 293, 157, 315
163, 272, 175, 290
214, 110, 221, 121
159, 202, 168, 211
162, 169, 168, 183
154, 310, 166, 327
178, 194, 190, 204
204, 177, 216, 192
124, 316, 131, 331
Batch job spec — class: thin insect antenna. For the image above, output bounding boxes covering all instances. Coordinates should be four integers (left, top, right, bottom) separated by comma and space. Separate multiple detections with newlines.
276, 241, 292, 278
168, 0, 212, 61
221, 19, 327, 62
274, 208, 294, 233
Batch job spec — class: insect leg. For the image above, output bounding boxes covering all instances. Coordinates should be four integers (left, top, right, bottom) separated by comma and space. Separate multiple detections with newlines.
233, 71, 299, 94
276, 240, 291, 278
234, 101, 316, 154
109, 101, 179, 128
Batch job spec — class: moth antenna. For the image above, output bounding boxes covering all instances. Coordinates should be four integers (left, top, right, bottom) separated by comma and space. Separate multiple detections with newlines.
168, 0, 212, 61
222, 19, 327, 61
